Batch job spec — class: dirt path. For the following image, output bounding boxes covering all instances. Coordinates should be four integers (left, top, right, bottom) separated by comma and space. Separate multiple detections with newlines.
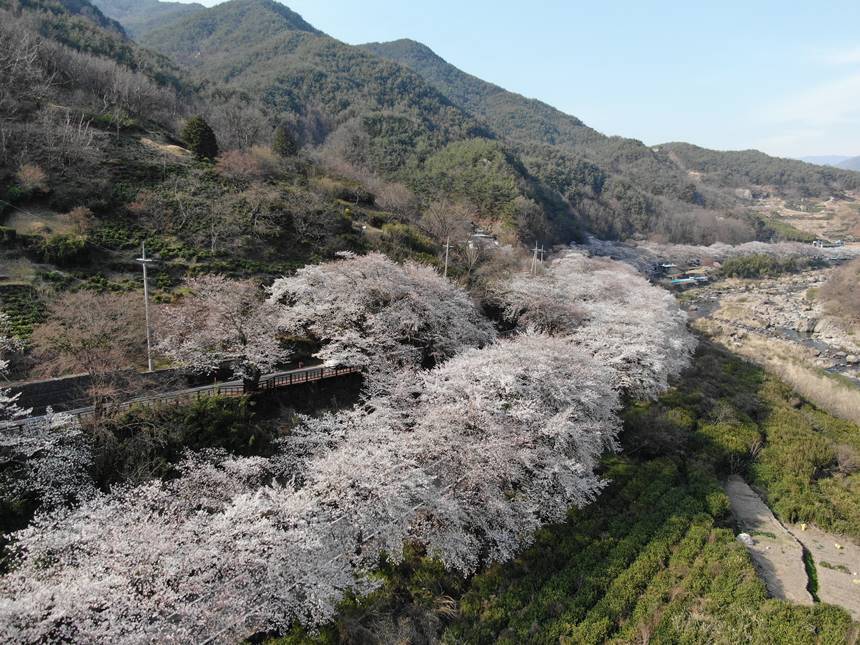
724, 476, 813, 605
788, 523, 860, 620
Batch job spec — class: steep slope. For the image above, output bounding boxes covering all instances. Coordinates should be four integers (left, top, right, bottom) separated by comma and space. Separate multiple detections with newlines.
139, 0, 482, 151
0, 0, 369, 293
0, 0, 181, 80
361, 39, 613, 155
8, 0, 127, 34
137, 0, 587, 243
91, 0, 205, 38
140, 0, 322, 65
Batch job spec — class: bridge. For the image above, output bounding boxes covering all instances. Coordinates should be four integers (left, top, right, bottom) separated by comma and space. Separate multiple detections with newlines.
1, 365, 361, 430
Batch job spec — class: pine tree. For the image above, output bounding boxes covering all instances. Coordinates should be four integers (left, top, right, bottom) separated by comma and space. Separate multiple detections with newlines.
181, 116, 219, 160
272, 124, 298, 158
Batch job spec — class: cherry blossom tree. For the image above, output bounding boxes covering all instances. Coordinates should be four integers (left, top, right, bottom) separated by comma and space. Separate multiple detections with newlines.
0, 409, 94, 512
268, 252, 495, 371
1, 312, 28, 422
0, 252, 693, 641
298, 333, 622, 575
489, 252, 696, 399
0, 336, 622, 641
0, 451, 372, 642
157, 275, 289, 388
486, 271, 584, 334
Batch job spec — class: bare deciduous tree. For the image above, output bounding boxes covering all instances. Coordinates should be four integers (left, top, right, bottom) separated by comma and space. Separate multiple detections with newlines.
30, 292, 145, 415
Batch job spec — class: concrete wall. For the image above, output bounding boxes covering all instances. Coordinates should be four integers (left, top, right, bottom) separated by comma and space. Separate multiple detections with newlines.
6, 369, 186, 415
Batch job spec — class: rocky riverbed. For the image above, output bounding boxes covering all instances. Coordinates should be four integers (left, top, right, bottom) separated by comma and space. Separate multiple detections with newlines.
684, 268, 860, 422
686, 269, 860, 376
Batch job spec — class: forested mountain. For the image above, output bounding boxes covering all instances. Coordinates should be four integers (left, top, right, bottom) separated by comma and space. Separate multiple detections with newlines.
5, 0, 860, 257
91, 0, 205, 38
133, 0, 590, 243
363, 39, 860, 202
658, 142, 860, 196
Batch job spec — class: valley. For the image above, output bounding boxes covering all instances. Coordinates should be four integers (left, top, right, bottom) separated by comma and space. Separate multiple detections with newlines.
1, 0, 860, 643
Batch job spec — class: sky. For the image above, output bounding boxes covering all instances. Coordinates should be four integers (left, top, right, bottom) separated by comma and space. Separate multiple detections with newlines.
180, 0, 860, 159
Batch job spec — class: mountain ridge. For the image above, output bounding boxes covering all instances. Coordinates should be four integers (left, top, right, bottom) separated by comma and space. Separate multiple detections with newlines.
361, 38, 860, 194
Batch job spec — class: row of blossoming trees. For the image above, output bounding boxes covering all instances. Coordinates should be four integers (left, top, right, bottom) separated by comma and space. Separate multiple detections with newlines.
0, 251, 695, 642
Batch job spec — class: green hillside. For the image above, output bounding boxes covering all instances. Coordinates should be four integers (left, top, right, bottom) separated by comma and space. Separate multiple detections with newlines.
660, 142, 860, 196
362, 38, 860, 204
135, 0, 589, 243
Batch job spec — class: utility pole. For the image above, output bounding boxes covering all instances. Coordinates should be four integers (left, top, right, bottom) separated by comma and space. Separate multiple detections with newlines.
531, 243, 540, 275
539, 244, 546, 265
443, 236, 451, 277
137, 242, 155, 373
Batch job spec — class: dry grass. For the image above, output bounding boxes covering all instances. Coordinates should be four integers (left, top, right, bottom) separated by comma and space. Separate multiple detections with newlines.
5, 208, 77, 236
139, 137, 191, 158
820, 258, 860, 330
695, 319, 860, 424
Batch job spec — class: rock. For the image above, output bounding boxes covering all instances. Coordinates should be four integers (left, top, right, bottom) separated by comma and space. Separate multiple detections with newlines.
737, 533, 755, 546
789, 397, 803, 409
847, 355, 859, 365
796, 319, 817, 334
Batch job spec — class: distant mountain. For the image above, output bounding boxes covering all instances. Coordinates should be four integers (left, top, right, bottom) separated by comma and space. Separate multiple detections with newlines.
800, 155, 853, 166
91, 0, 205, 38
838, 156, 860, 171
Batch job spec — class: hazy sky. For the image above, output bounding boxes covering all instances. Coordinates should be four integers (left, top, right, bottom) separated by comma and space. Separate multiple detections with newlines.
180, 0, 860, 158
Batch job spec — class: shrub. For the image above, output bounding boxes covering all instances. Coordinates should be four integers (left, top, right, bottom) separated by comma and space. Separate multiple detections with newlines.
181, 116, 219, 160
40, 233, 89, 267
215, 150, 264, 182
65, 206, 94, 234
721, 254, 805, 278
819, 257, 860, 325
15, 164, 48, 194
313, 176, 374, 205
